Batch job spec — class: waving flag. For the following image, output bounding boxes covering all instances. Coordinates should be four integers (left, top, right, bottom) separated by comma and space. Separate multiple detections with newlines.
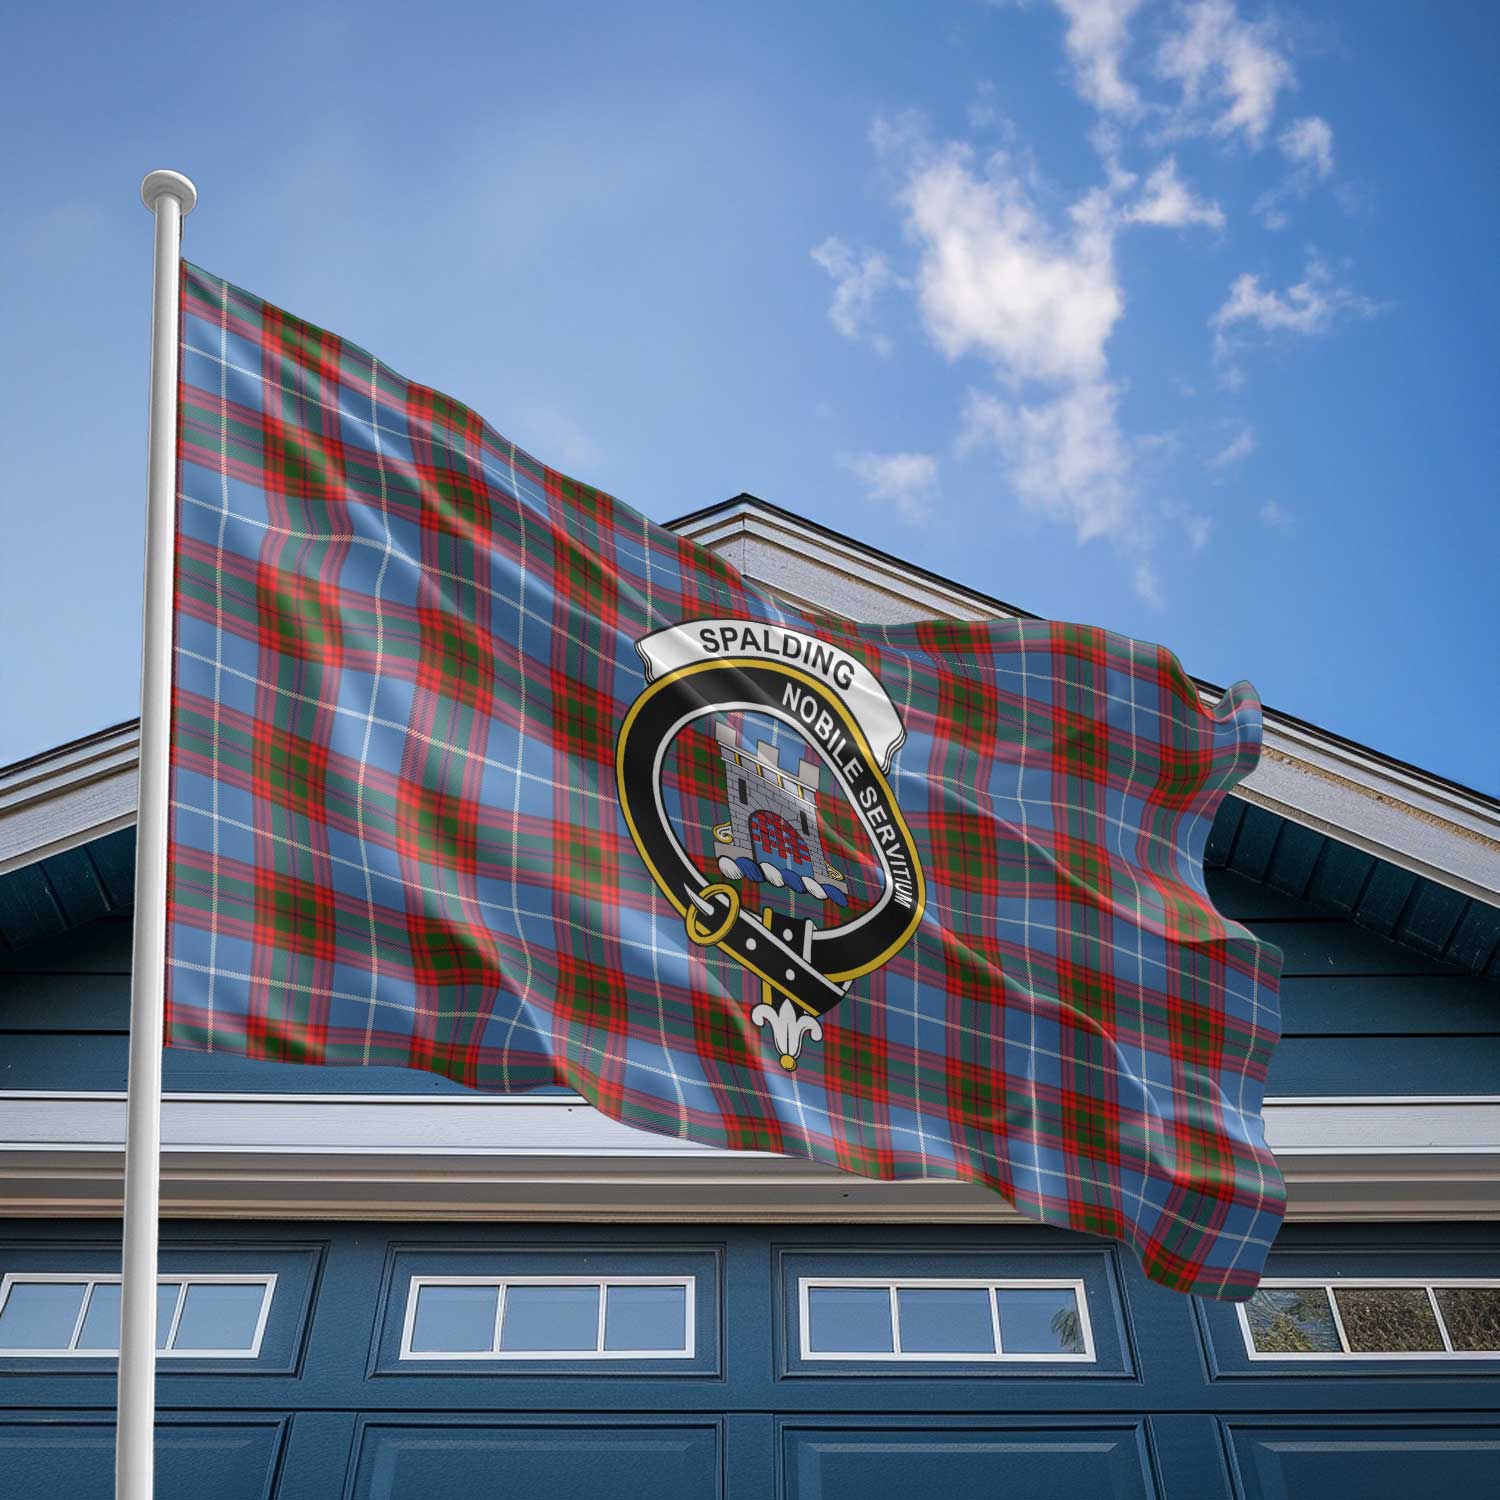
166, 261, 1284, 1297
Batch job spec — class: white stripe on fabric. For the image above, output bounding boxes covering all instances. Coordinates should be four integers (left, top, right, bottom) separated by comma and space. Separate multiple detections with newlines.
357, 353, 397, 1064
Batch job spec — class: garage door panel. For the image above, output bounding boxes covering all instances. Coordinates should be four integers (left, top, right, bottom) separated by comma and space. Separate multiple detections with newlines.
781, 1421, 1157, 1500
1223, 1422, 1500, 1500
345, 1417, 721, 1500
0, 1415, 287, 1500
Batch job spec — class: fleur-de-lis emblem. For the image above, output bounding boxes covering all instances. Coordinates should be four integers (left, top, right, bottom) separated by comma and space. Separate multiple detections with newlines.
752, 997, 824, 1072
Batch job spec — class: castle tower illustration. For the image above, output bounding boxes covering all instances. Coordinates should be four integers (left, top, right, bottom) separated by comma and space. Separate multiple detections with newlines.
712, 722, 848, 906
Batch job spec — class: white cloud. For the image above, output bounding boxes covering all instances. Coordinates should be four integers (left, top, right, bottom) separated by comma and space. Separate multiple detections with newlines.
844, 451, 939, 522
1212, 257, 1379, 358
837, 87, 1294, 605
1050, 0, 1146, 115
887, 130, 1163, 598
1124, 157, 1225, 228
1209, 425, 1255, 467
1156, 0, 1293, 147
1255, 115, 1336, 227
1280, 115, 1334, 177
1089, 121, 1138, 195
900, 146, 1122, 384
961, 380, 1134, 543
1259, 500, 1292, 528
810, 236, 895, 355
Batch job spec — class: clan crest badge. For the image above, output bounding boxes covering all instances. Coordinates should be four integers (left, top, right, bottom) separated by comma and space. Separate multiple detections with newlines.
616, 619, 925, 1072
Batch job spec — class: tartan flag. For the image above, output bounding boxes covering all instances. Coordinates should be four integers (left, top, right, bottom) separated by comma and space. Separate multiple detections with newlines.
166, 261, 1285, 1298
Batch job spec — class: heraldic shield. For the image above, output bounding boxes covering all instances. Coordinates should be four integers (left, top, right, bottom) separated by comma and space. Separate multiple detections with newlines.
616, 619, 927, 1072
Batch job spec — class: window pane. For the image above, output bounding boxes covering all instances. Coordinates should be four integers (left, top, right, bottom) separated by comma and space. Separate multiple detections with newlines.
1246, 1287, 1341, 1354
155, 1283, 181, 1350
603, 1284, 687, 1352
995, 1288, 1086, 1355
1435, 1288, 1500, 1353
501, 1284, 599, 1352
806, 1286, 893, 1354
171, 1283, 266, 1351
76, 1282, 122, 1350
73, 1282, 203, 1353
896, 1288, 994, 1355
1334, 1287, 1444, 1353
409, 1283, 498, 1354
0, 1282, 86, 1349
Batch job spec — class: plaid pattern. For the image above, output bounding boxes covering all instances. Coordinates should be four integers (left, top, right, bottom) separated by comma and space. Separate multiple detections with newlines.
166, 261, 1285, 1298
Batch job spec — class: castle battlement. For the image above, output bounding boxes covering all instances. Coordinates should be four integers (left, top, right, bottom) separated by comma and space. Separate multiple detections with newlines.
714, 721, 821, 794
711, 721, 847, 905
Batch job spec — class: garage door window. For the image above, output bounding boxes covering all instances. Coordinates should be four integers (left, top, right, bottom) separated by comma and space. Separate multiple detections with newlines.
400, 1277, 694, 1359
1241, 1280, 1500, 1359
0, 1274, 274, 1358
798, 1278, 1093, 1362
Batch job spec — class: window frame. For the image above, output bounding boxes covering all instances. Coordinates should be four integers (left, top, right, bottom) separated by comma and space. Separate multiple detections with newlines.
0, 1272, 277, 1360
795, 1275, 1096, 1364
397, 1274, 697, 1362
1238, 1277, 1500, 1362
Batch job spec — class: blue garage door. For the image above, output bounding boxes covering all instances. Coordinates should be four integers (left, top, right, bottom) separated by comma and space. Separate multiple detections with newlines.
1, 1221, 1497, 1499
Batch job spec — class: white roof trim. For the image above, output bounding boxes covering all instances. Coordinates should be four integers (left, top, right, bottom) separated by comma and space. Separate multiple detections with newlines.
2, 500, 1496, 903
0, 1092, 1495, 1223
0, 722, 138, 877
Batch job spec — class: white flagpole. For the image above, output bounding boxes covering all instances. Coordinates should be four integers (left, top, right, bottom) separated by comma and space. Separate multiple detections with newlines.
117, 168, 197, 1500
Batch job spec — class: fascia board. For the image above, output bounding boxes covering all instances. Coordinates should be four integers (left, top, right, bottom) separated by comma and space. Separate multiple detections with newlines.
0, 1092, 1496, 1224
0, 723, 139, 877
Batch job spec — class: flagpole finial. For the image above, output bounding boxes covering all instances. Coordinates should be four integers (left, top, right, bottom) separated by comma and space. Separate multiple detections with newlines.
140, 169, 197, 215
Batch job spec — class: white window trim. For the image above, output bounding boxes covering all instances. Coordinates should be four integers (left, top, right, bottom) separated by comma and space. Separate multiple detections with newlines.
398, 1275, 696, 1361
1239, 1277, 1500, 1361
796, 1276, 1095, 1363
0, 1272, 276, 1359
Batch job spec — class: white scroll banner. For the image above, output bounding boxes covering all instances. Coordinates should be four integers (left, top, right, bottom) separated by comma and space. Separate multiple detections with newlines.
635, 618, 907, 772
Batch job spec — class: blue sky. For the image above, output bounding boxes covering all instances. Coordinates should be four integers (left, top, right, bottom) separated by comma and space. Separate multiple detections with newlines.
1, 1, 1496, 790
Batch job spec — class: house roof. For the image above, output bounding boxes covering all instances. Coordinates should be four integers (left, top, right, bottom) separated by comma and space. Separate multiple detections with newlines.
1, 495, 1496, 970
